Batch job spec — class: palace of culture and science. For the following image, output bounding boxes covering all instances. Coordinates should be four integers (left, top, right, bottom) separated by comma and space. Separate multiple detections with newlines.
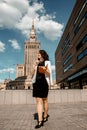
6, 20, 40, 89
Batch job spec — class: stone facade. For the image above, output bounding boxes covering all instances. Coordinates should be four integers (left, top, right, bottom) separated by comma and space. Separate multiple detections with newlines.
6, 20, 40, 89
16, 64, 24, 78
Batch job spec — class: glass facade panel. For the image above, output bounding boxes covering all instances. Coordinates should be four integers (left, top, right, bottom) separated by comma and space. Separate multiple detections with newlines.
76, 34, 87, 51
74, 0, 87, 24
61, 34, 71, 55
77, 48, 87, 61
74, 12, 87, 35
63, 54, 72, 65
68, 68, 87, 81
64, 64, 73, 72
82, 34, 87, 43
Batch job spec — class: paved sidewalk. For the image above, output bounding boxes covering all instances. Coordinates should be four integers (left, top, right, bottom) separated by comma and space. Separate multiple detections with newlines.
0, 102, 87, 130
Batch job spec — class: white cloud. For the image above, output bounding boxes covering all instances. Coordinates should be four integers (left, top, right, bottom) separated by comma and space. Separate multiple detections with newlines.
0, 41, 5, 52
9, 39, 21, 50
37, 18, 63, 40
0, 0, 64, 41
0, 0, 28, 28
0, 68, 15, 74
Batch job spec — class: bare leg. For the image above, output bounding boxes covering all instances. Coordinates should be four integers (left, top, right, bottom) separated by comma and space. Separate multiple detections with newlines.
36, 98, 43, 121
43, 98, 48, 118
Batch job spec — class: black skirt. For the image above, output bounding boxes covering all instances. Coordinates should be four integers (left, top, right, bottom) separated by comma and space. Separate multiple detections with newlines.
33, 61, 49, 98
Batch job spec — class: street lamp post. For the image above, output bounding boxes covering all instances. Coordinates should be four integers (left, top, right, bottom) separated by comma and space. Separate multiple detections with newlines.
8, 64, 16, 80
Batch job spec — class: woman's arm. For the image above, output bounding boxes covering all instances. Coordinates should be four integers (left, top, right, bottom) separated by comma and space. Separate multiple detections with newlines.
31, 60, 39, 78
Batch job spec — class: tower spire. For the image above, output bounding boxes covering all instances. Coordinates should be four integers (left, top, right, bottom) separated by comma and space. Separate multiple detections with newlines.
30, 18, 36, 42
32, 18, 34, 30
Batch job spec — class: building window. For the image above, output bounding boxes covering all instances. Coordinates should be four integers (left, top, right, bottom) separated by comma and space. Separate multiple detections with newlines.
29, 45, 30, 48
82, 34, 87, 43
74, 0, 87, 25
76, 34, 87, 51
74, 12, 87, 35
63, 54, 72, 65
64, 63, 73, 72
68, 68, 87, 81
77, 48, 87, 61
61, 34, 71, 56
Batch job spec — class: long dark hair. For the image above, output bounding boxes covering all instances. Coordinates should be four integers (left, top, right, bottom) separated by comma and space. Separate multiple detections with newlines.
39, 50, 49, 61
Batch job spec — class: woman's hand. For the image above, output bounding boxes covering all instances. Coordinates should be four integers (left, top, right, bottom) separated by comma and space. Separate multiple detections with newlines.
33, 60, 39, 68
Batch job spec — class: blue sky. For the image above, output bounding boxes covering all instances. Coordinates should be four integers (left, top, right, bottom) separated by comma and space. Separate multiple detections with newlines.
0, 0, 76, 82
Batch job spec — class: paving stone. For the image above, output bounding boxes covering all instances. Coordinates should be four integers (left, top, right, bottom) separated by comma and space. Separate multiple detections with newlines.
0, 102, 87, 130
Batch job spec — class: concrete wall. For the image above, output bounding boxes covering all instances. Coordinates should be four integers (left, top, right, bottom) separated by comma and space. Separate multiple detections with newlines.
0, 89, 87, 105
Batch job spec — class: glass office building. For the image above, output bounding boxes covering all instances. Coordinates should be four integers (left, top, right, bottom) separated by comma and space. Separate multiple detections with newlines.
55, 0, 87, 89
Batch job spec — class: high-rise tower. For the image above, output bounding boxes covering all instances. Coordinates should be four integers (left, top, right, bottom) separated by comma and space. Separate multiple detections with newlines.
6, 20, 40, 89
24, 20, 40, 79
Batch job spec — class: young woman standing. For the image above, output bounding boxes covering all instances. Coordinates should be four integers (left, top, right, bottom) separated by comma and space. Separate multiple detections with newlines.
32, 50, 53, 129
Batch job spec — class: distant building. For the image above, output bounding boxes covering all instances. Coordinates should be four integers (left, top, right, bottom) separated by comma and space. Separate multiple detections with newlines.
55, 0, 87, 89
16, 64, 24, 78
6, 20, 40, 89
0, 79, 11, 90
0, 82, 6, 90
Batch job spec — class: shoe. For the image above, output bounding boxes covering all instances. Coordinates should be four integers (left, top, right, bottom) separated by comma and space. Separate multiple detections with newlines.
43, 114, 50, 122
35, 121, 43, 129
